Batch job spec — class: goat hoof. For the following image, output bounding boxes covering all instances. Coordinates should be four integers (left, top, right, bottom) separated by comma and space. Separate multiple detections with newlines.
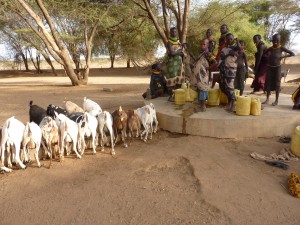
93, 152, 96, 155
124, 144, 128, 148
143, 139, 147, 142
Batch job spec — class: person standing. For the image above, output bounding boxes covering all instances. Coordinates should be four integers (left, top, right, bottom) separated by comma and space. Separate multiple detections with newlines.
263, 33, 295, 106
193, 39, 217, 112
219, 33, 240, 112
251, 34, 268, 93
211, 24, 229, 88
164, 27, 184, 100
234, 40, 248, 96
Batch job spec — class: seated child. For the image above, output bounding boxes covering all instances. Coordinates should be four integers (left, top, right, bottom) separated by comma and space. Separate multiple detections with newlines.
142, 63, 167, 99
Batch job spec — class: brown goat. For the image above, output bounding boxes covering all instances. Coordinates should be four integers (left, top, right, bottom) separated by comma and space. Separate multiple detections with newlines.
127, 109, 141, 144
112, 106, 128, 148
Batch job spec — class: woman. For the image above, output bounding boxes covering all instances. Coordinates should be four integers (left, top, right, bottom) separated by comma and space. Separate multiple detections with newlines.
164, 27, 184, 99
251, 34, 268, 93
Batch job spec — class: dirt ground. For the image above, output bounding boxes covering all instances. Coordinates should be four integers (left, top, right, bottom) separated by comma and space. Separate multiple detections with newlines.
0, 58, 300, 225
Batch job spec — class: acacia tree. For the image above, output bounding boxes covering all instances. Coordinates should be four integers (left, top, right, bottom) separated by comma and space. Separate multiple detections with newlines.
1, 0, 108, 86
133, 0, 191, 48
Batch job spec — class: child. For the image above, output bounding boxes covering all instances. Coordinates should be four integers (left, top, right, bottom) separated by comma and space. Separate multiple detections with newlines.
142, 63, 167, 99
219, 33, 240, 112
206, 28, 216, 54
193, 39, 217, 112
263, 33, 295, 106
234, 40, 248, 96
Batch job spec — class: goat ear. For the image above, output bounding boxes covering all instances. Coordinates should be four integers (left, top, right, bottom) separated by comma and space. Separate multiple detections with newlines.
134, 110, 137, 115
83, 97, 87, 102
119, 106, 122, 112
54, 111, 59, 118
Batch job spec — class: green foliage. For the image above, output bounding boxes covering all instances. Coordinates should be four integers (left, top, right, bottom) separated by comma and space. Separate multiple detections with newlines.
186, 1, 266, 61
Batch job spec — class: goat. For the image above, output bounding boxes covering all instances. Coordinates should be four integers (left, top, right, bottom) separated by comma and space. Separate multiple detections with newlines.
39, 116, 60, 167
127, 109, 141, 144
54, 112, 81, 159
136, 105, 152, 142
22, 122, 42, 168
29, 100, 47, 125
64, 100, 84, 115
96, 111, 115, 155
112, 106, 128, 148
83, 97, 102, 116
47, 104, 67, 119
69, 112, 98, 155
1, 117, 26, 171
148, 103, 159, 133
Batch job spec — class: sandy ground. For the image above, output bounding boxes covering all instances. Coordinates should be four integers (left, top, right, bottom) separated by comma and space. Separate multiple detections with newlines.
0, 58, 300, 225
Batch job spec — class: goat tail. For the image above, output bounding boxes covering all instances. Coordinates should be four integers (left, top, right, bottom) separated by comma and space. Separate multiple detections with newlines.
29, 100, 33, 107
23, 122, 30, 143
63, 97, 68, 104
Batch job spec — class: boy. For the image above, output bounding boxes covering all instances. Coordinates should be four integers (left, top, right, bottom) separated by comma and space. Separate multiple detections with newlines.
193, 39, 217, 112
206, 28, 216, 54
219, 33, 240, 112
142, 63, 167, 99
234, 40, 248, 96
263, 33, 295, 106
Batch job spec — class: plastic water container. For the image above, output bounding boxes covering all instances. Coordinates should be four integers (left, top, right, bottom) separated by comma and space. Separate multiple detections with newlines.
207, 88, 220, 106
250, 98, 261, 116
181, 83, 193, 102
174, 89, 186, 105
219, 89, 240, 104
189, 88, 198, 101
291, 126, 300, 157
236, 95, 251, 116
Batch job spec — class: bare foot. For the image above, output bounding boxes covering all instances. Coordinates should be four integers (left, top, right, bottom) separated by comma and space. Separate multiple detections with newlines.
272, 101, 278, 106
262, 100, 269, 104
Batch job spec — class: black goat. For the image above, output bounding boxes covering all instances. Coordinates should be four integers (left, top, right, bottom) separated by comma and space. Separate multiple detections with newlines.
47, 104, 67, 119
29, 101, 47, 125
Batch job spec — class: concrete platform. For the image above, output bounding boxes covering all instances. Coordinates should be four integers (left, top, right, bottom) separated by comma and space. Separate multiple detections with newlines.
146, 92, 300, 139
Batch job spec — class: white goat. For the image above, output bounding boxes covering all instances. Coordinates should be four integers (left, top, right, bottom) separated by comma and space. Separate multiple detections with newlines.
148, 103, 158, 133
39, 116, 60, 166
22, 122, 42, 168
136, 105, 153, 142
96, 111, 115, 155
1, 117, 26, 171
83, 97, 102, 116
78, 112, 98, 155
55, 112, 81, 159
64, 100, 84, 115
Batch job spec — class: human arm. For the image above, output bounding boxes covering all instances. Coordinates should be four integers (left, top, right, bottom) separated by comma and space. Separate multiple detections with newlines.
281, 47, 295, 59
254, 44, 265, 74
167, 42, 183, 57
243, 52, 249, 78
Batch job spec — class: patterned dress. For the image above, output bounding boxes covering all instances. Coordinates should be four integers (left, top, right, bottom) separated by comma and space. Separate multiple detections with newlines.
164, 38, 184, 87
219, 46, 238, 101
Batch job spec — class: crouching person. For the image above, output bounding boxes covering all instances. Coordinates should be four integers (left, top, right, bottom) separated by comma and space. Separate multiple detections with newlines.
143, 63, 167, 99
193, 39, 217, 112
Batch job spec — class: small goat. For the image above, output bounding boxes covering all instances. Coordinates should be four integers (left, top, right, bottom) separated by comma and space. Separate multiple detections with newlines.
29, 100, 47, 125
1, 117, 26, 171
64, 100, 84, 115
39, 116, 60, 167
127, 109, 141, 144
136, 105, 152, 142
112, 106, 128, 148
22, 122, 42, 168
96, 111, 115, 155
148, 103, 159, 133
55, 112, 81, 159
47, 104, 67, 119
83, 97, 102, 116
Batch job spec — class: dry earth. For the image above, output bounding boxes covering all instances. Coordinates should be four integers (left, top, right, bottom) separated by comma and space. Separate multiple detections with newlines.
0, 57, 300, 225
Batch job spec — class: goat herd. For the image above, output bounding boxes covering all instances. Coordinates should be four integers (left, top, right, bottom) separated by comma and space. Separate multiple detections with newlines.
0, 97, 158, 173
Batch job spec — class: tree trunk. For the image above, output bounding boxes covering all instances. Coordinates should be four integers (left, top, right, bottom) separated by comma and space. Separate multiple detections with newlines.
110, 55, 115, 68
126, 59, 130, 68
43, 55, 58, 76
20, 52, 30, 71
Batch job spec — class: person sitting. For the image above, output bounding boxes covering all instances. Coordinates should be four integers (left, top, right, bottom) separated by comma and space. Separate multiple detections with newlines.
142, 63, 167, 99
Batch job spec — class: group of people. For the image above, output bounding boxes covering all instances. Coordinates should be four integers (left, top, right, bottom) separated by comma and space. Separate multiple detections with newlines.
143, 24, 296, 112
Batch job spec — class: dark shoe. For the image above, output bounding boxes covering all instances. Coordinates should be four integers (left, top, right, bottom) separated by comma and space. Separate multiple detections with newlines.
265, 160, 289, 170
